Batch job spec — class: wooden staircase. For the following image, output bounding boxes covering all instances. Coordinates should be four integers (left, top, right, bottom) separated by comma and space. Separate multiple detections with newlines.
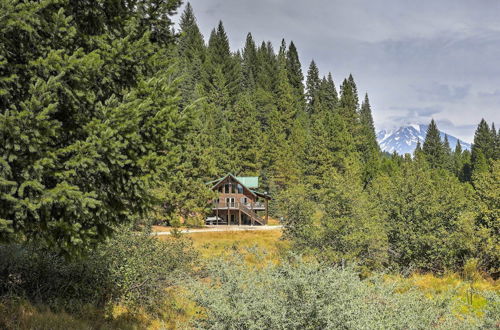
239, 203, 266, 225
212, 201, 267, 226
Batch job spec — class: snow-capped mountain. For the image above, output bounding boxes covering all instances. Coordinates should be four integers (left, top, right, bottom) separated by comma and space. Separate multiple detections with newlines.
377, 124, 471, 155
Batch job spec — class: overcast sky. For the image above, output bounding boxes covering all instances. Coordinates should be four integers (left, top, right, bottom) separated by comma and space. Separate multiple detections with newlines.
174, 0, 500, 142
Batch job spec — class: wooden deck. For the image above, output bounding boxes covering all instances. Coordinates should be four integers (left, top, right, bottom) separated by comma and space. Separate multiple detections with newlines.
212, 201, 266, 211
212, 202, 267, 225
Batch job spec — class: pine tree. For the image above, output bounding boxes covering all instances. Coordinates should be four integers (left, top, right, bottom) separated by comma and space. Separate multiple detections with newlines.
0, 0, 188, 255
490, 122, 499, 160
317, 74, 338, 111
261, 41, 301, 190
242, 33, 258, 90
455, 140, 463, 154
461, 149, 473, 182
453, 140, 463, 177
414, 140, 423, 154
228, 92, 261, 174
306, 109, 359, 192
135, 0, 182, 44
471, 119, 495, 176
359, 93, 378, 149
286, 41, 305, 105
359, 93, 380, 184
326, 73, 339, 105
414, 140, 424, 161
338, 74, 360, 135
472, 159, 500, 272
276, 39, 297, 132
177, 3, 206, 106
155, 86, 218, 226
497, 125, 500, 158
205, 21, 241, 105
207, 21, 231, 69
178, 3, 205, 60
255, 41, 278, 93
422, 119, 445, 169
443, 134, 453, 171
306, 60, 321, 114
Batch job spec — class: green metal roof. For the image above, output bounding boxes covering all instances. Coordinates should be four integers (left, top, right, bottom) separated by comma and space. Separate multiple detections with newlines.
235, 176, 259, 189
206, 173, 261, 191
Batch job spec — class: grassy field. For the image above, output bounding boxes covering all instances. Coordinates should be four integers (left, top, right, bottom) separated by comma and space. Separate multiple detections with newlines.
161, 229, 288, 263
151, 216, 282, 232
165, 229, 499, 304
168, 230, 498, 326
3, 229, 498, 329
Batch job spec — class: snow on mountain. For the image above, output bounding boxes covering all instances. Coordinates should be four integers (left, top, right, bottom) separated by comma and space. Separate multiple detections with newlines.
377, 124, 471, 155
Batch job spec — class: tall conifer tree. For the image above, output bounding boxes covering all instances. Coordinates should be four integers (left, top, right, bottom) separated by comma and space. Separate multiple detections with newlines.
359, 93, 380, 184
286, 41, 305, 105
422, 119, 445, 169
414, 140, 424, 160
242, 33, 258, 90
443, 134, 453, 171
471, 119, 495, 175
177, 3, 206, 106
306, 60, 321, 114
318, 74, 338, 111
338, 75, 360, 135
0, 0, 187, 254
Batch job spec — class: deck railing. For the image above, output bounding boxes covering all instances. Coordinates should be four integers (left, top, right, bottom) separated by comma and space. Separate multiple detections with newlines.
212, 201, 265, 210
210, 201, 267, 225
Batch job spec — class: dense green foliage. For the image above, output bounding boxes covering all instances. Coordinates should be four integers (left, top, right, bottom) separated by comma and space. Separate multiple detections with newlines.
1, 0, 498, 273
0, 2, 499, 327
190, 256, 499, 329
0, 230, 196, 312
0, 0, 196, 255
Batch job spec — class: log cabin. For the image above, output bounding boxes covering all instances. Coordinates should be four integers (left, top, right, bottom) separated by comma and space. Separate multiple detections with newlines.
206, 173, 271, 226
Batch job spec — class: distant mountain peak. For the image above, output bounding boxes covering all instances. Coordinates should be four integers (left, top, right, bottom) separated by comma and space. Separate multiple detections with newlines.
377, 124, 471, 155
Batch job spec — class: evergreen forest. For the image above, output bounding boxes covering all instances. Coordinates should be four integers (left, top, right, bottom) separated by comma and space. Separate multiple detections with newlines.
0, 1, 498, 328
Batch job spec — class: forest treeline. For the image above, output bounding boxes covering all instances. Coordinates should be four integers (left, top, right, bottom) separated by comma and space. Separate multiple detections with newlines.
0, 0, 498, 276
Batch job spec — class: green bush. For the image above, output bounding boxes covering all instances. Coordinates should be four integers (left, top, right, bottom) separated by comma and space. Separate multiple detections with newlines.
0, 229, 197, 312
189, 255, 499, 329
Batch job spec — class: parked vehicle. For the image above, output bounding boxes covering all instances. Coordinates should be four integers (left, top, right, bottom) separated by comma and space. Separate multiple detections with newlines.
205, 216, 225, 225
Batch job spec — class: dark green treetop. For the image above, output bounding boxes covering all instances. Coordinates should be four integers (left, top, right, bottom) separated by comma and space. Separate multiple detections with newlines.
422, 119, 446, 169
338, 75, 360, 134
286, 41, 305, 103
306, 60, 321, 114
242, 33, 258, 90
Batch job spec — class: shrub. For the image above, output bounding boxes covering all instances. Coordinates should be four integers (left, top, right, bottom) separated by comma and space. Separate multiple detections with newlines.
189, 255, 499, 329
0, 229, 197, 313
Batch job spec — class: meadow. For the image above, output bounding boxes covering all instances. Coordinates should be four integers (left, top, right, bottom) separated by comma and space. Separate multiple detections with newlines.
1, 228, 499, 329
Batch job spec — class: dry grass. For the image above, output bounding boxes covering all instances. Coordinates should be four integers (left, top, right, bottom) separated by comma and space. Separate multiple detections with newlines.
152, 217, 282, 232
161, 229, 288, 264
387, 272, 499, 317
152, 225, 176, 232
0, 298, 152, 330
4, 229, 497, 329
266, 217, 281, 226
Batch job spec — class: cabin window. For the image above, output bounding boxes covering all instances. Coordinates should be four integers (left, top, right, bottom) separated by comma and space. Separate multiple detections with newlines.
224, 183, 230, 194
237, 184, 243, 194
218, 186, 223, 193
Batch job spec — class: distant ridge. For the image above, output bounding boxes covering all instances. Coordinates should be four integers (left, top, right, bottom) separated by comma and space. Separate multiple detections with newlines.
377, 124, 471, 155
